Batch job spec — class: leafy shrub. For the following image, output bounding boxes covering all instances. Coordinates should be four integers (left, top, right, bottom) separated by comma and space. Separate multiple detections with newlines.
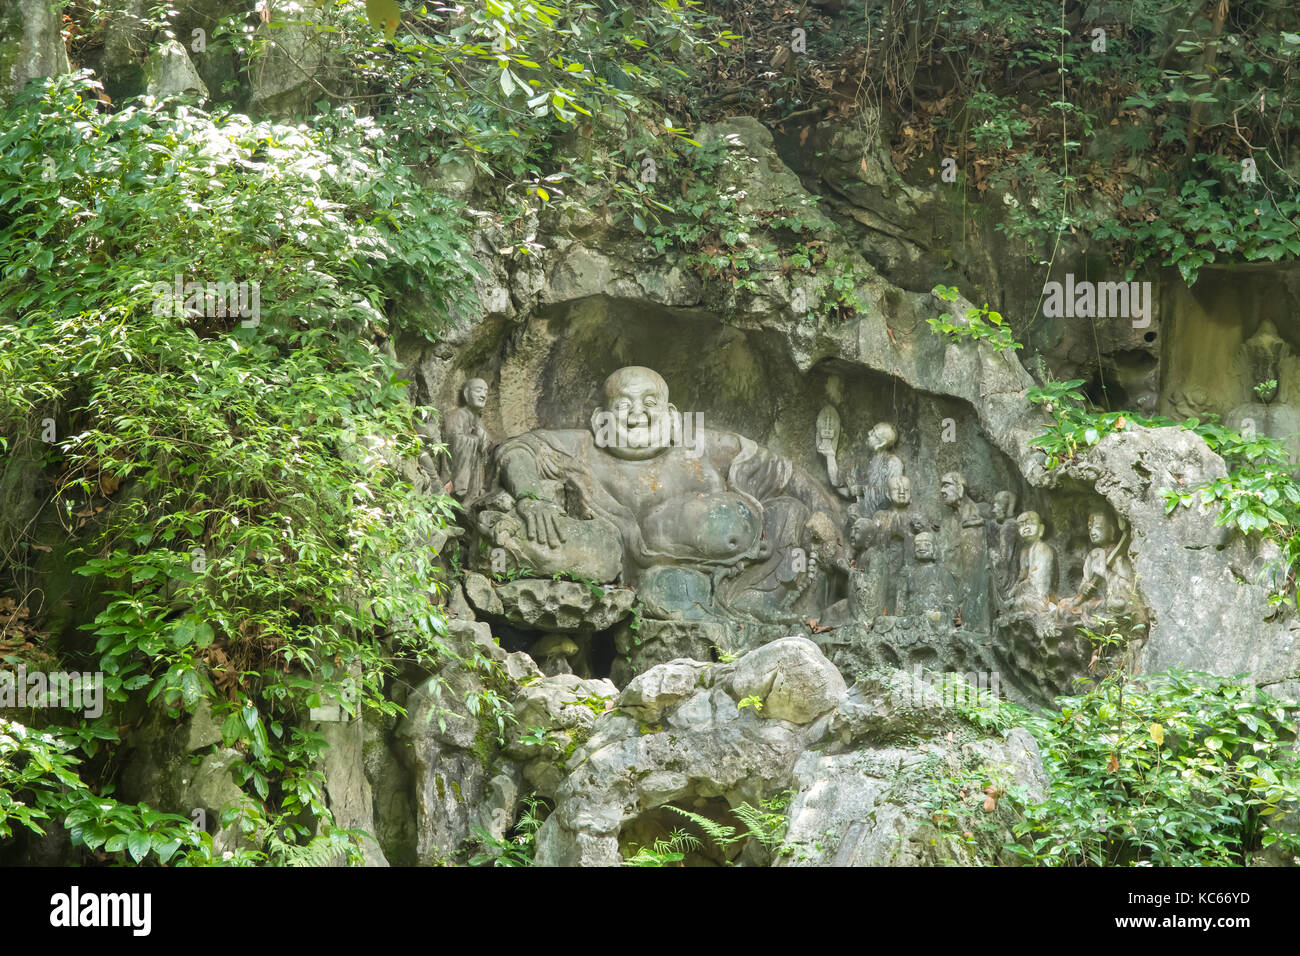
1012, 666, 1300, 866
0, 71, 479, 862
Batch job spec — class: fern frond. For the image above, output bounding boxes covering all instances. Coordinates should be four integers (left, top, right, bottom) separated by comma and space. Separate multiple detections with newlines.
663, 804, 739, 847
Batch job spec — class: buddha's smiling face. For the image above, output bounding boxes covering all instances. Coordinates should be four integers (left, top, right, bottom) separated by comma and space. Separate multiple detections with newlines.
596, 367, 675, 461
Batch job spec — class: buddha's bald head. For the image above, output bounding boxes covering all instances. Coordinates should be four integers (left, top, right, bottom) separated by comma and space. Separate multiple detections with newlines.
603, 366, 669, 405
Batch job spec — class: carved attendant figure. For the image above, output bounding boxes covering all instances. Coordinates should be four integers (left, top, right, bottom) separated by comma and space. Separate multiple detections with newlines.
989, 489, 1019, 607
1066, 510, 1136, 618
441, 378, 493, 502
938, 471, 990, 629
896, 531, 958, 623
873, 473, 919, 583
847, 516, 889, 621
841, 423, 903, 516
1007, 511, 1057, 612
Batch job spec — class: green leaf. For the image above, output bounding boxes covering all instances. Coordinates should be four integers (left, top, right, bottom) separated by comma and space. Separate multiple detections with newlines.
128, 830, 152, 862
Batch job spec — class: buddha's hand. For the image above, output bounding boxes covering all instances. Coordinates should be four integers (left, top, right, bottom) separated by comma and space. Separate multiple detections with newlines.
517, 497, 567, 548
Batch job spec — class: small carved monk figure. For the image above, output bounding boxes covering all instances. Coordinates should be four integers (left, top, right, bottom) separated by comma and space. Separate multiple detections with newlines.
873, 473, 920, 583
847, 516, 889, 621
989, 489, 1019, 607
844, 423, 903, 517
441, 378, 492, 502
896, 531, 959, 624
939, 471, 990, 629
1065, 510, 1136, 618
1006, 511, 1057, 612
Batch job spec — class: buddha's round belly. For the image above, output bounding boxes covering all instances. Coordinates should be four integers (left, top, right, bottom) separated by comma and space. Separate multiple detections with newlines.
641, 492, 762, 560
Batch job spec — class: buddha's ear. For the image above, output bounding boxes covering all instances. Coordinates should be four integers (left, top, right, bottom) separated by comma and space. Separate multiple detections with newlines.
667, 403, 682, 445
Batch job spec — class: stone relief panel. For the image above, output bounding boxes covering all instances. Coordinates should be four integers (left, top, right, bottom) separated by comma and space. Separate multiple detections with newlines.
423, 306, 1150, 706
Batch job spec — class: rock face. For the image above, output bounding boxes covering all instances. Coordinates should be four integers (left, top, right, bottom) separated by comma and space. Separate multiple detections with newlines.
402, 105, 1300, 709
0, 0, 69, 104
144, 39, 208, 99
779, 672, 1047, 866
247, 17, 326, 117
533, 641, 1043, 866
470, 577, 637, 633
1056, 426, 1299, 697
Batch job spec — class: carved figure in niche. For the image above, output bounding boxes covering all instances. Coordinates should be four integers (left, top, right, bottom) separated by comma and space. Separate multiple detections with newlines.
873, 474, 924, 584
1005, 511, 1057, 612
896, 531, 958, 623
1169, 385, 1214, 422
860, 423, 904, 515
837, 423, 903, 517
490, 366, 841, 620
1063, 510, 1136, 619
938, 471, 990, 630
989, 490, 1019, 608
440, 378, 493, 502
847, 516, 889, 621
1226, 320, 1300, 467
815, 405, 844, 488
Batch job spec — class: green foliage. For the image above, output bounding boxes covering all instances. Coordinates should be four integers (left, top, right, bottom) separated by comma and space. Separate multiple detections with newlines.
469, 795, 548, 867
1094, 163, 1300, 283
0, 715, 221, 864
0, 71, 480, 862
659, 790, 794, 861
621, 827, 700, 866
237, 0, 736, 229
1012, 662, 1300, 866
927, 285, 1022, 353
736, 694, 763, 712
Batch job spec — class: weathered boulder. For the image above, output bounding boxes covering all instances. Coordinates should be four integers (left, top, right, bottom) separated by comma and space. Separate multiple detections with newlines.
462, 572, 503, 616
506, 673, 617, 762
534, 643, 838, 866
778, 669, 1047, 867
617, 659, 708, 722
144, 38, 208, 99
724, 636, 846, 723
533, 646, 1047, 867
